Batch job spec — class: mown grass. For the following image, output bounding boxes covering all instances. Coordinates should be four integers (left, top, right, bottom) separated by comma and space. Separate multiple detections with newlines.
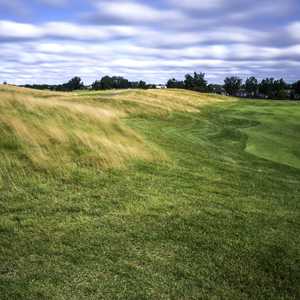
0, 85, 299, 299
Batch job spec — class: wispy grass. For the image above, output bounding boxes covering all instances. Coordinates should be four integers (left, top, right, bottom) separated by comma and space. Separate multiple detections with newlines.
0, 85, 170, 172
81, 88, 230, 114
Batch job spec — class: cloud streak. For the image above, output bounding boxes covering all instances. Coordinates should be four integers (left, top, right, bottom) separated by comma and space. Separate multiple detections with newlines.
0, 0, 300, 84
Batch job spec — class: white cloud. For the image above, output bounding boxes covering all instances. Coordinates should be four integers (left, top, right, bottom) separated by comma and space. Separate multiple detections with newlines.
0, 20, 138, 41
43, 22, 137, 40
0, 20, 269, 48
135, 27, 269, 48
0, 21, 42, 39
2, 36, 300, 85
91, 0, 188, 24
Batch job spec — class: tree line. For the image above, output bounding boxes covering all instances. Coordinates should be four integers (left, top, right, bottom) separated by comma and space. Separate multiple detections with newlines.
18, 72, 300, 100
21, 76, 155, 92
167, 73, 300, 100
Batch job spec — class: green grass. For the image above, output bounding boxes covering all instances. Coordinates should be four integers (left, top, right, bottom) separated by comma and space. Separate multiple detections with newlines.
0, 86, 300, 299
238, 102, 300, 169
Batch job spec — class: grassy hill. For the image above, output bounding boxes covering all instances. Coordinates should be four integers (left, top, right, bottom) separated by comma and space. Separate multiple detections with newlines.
0, 85, 299, 299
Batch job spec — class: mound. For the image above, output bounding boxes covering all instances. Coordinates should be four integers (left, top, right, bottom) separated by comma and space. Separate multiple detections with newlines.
0, 85, 225, 171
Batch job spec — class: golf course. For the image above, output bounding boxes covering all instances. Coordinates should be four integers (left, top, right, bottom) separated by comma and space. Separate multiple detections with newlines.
0, 84, 299, 299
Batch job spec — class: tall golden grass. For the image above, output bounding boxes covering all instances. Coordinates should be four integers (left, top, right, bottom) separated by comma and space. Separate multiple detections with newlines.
0, 85, 227, 170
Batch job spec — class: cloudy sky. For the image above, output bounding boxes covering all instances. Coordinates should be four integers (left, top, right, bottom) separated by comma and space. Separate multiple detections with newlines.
1, 0, 300, 84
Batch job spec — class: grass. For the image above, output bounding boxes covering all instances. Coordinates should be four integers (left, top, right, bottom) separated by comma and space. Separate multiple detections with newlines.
0, 85, 299, 299
0, 86, 165, 171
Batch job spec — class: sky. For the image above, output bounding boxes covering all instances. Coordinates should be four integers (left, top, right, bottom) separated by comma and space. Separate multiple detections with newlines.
1, 0, 300, 85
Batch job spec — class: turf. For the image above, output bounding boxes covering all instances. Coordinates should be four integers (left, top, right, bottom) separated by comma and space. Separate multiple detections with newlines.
240, 102, 300, 169
0, 86, 299, 299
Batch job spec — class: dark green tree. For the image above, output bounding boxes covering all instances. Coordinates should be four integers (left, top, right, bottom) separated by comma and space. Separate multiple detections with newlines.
207, 84, 224, 94
259, 78, 274, 98
100, 76, 114, 90
273, 79, 288, 99
245, 77, 258, 97
92, 80, 102, 90
63, 76, 84, 91
92, 76, 131, 90
111, 76, 130, 89
293, 80, 300, 95
184, 74, 194, 90
192, 72, 208, 92
138, 80, 147, 89
224, 77, 242, 96
184, 72, 207, 92
167, 78, 185, 89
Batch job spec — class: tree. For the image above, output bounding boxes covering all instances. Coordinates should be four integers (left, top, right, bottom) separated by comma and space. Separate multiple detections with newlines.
167, 78, 185, 89
207, 84, 224, 94
184, 72, 207, 92
92, 76, 131, 90
100, 76, 114, 90
130, 81, 139, 89
63, 76, 84, 91
259, 78, 274, 98
111, 76, 130, 89
92, 80, 102, 90
292, 80, 300, 96
184, 74, 194, 90
245, 77, 258, 97
138, 80, 147, 89
193, 72, 208, 92
275, 89, 289, 100
167, 78, 175, 88
273, 79, 287, 99
258, 78, 287, 99
224, 77, 242, 96
147, 84, 156, 89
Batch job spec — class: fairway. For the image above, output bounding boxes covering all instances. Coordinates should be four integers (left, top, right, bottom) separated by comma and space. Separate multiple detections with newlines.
0, 86, 299, 299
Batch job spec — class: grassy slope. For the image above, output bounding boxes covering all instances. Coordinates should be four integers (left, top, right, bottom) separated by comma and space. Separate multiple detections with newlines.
0, 85, 299, 299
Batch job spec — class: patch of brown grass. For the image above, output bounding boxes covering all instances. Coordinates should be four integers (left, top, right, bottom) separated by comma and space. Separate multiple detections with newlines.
0, 85, 165, 170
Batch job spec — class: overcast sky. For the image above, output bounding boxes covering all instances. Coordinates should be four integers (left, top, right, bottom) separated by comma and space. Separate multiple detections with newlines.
1, 0, 300, 84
